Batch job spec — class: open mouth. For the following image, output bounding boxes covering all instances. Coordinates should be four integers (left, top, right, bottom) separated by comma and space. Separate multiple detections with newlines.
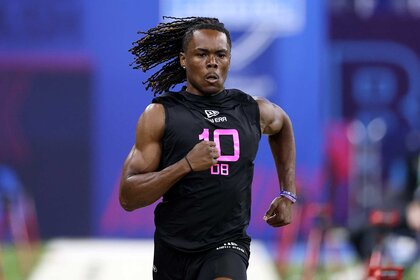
205, 73, 219, 83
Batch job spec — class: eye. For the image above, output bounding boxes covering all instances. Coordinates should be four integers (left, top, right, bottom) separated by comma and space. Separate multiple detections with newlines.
217, 52, 228, 59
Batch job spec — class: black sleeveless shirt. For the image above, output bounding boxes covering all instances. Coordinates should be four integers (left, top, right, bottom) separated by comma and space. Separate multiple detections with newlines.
152, 89, 261, 252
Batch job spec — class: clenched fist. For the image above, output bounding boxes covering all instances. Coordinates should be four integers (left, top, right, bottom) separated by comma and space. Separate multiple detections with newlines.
185, 141, 219, 171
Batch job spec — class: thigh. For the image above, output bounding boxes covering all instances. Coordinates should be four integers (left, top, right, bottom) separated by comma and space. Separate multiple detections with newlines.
153, 240, 186, 280
196, 242, 249, 280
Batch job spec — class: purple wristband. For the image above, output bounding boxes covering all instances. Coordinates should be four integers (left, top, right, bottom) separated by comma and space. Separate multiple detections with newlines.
279, 190, 297, 203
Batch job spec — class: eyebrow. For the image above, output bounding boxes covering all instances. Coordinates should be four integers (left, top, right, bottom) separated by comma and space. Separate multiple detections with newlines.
195, 48, 229, 52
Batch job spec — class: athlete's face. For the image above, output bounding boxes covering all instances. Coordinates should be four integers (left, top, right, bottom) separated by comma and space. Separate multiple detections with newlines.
180, 29, 231, 96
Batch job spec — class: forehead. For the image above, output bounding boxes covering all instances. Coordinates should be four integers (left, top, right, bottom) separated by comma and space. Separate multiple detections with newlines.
186, 29, 230, 51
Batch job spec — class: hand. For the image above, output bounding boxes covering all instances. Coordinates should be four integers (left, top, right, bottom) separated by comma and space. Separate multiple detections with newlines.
263, 196, 293, 227
185, 141, 219, 171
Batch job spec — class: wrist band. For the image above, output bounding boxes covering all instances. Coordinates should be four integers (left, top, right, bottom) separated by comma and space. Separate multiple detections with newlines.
279, 190, 297, 203
185, 156, 193, 172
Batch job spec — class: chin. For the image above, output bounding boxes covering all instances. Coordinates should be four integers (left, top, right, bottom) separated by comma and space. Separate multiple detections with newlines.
202, 86, 224, 95
187, 82, 224, 96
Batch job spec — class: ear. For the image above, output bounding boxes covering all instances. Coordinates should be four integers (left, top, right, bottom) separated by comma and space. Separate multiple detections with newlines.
179, 52, 186, 69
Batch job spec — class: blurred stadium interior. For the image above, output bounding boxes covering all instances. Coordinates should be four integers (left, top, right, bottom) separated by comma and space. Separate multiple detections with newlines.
1, 0, 420, 279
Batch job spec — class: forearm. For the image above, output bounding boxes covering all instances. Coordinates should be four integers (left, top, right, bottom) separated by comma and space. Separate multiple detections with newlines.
119, 158, 191, 211
268, 119, 296, 194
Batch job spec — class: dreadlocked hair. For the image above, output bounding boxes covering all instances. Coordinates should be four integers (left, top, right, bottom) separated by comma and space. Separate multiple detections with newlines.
130, 16, 231, 96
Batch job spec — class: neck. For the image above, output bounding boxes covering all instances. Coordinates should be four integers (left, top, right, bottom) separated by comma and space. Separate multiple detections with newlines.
185, 87, 224, 97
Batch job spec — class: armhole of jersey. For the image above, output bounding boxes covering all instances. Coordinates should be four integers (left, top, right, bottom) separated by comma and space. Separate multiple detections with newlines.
254, 100, 262, 139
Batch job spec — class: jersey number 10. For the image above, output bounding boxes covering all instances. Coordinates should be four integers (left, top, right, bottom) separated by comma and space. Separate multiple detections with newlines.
198, 128, 240, 176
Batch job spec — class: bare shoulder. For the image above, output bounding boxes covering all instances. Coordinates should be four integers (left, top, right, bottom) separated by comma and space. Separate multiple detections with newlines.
143, 103, 165, 117
135, 103, 165, 143
253, 96, 273, 117
252, 96, 288, 135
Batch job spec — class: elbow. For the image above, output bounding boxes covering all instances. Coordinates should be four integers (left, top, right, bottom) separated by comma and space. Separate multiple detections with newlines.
119, 190, 134, 211
119, 197, 136, 212
119, 184, 150, 211
119, 192, 148, 212
119, 173, 159, 210
119, 180, 133, 211
119, 182, 139, 212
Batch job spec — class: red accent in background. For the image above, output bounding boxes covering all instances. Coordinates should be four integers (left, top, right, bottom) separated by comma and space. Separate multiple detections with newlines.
0, 52, 91, 164
0, 72, 30, 163
0, 52, 92, 72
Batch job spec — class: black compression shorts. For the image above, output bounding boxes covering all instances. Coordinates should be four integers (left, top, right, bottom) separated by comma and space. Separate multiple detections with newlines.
152, 239, 250, 280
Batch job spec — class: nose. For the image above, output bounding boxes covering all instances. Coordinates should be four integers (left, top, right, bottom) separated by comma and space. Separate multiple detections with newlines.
206, 55, 217, 68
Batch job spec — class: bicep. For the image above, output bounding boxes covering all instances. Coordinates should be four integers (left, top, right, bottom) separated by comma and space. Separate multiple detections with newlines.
122, 103, 165, 177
